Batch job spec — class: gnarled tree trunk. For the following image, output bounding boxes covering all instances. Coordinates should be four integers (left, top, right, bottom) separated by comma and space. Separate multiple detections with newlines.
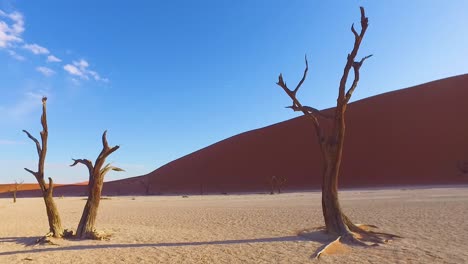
71, 131, 123, 239
23, 97, 63, 238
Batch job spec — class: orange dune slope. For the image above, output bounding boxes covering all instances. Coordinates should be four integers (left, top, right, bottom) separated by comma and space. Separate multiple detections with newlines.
104, 74, 468, 195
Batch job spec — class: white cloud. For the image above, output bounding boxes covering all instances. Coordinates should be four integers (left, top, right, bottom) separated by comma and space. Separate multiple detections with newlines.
6, 49, 25, 60
23, 43, 49, 55
36, 66, 55, 77
64, 64, 87, 79
47, 55, 61, 62
74, 59, 88, 69
63, 59, 108, 82
0, 10, 24, 48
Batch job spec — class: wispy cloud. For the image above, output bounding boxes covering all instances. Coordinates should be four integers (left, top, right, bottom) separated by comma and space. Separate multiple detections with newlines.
36, 66, 55, 77
6, 49, 25, 60
64, 63, 86, 78
47, 55, 61, 62
64, 59, 109, 82
71, 78, 80, 86
23, 43, 49, 55
0, 140, 25, 145
0, 10, 24, 48
0, 90, 49, 119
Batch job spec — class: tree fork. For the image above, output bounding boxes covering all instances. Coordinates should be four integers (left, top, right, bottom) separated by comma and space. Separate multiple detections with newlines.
71, 131, 123, 239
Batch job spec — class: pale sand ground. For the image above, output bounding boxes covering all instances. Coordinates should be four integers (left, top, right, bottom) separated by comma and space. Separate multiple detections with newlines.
1, 187, 468, 264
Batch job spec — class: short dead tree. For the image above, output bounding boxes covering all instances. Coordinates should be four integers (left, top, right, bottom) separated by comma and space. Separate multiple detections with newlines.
23, 97, 64, 238
276, 7, 400, 258
12, 180, 24, 203
70, 131, 124, 239
139, 176, 151, 195
457, 161, 468, 175
269, 176, 287, 194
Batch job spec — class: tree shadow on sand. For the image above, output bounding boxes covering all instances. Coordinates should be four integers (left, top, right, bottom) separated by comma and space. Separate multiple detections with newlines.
0, 232, 334, 257
0, 236, 44, 247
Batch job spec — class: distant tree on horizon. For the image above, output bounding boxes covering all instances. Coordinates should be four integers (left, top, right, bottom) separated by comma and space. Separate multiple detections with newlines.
11, 179, 24, 203
139, 176, 151, 195
23, 97, 64, 238
71, 131, 123, 239
269, 175, 287, 194
276, 7, 399, 257
457, 160, 468, 175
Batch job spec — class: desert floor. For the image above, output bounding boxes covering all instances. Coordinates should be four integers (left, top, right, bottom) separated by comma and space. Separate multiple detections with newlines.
1, 187, 468, 264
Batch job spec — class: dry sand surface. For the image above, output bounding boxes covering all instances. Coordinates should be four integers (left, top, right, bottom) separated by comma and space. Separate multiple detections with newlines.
1, 187, 468, 264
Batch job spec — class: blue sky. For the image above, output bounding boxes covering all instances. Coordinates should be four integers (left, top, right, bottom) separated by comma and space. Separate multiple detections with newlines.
0, 1, 467, 184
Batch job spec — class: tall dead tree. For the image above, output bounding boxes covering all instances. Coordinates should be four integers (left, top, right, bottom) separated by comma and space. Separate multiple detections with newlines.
277, 7, 398, 251
23, 97, 64, 238
70, 131, 123, 239
12, 180, 24, 203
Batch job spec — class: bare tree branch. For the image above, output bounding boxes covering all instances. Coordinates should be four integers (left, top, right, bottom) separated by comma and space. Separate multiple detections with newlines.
351, 23, 358, 39
277, 57, 327, 150
101, 130, 109, 151
286, 105, 333, 119
338, 6, 369, 102
100, 163, 125, 178
94, 131, 120, 171
22, 130, 41, 157
345, 54, 373, 102
39, 97, 48, 175
24, 168, 37, 177
71, 159, 94, 173
46, 177, 54, 196
292, 55, 309, 96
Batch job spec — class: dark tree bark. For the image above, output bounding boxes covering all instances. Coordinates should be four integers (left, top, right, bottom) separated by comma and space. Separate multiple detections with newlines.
23, 97, 64, 238
71, 131, 123, 239
277, 7, 399, 253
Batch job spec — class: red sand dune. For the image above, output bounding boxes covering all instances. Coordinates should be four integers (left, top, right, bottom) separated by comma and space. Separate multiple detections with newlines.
3, 74, 468, 197
0, 183, 48, 194
103, 74, 468, 195
0, 182, 87, 196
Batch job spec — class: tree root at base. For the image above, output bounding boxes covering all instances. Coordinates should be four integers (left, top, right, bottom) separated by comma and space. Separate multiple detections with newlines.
312, 224, 402, 259
33, 232, 60, 246
31, 228, 110, 246
80, 230, 113, 240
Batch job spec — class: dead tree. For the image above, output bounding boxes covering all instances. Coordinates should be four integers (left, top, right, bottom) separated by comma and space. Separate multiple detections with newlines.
276, 175, 287, 194
12, 180, 24, 203
70, 131, 123, 239
269, 176, 287, 194
457, 161, 468, 175
277, 7, 399, 254
23, 97, 64, 238
139, 176, 151, 195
